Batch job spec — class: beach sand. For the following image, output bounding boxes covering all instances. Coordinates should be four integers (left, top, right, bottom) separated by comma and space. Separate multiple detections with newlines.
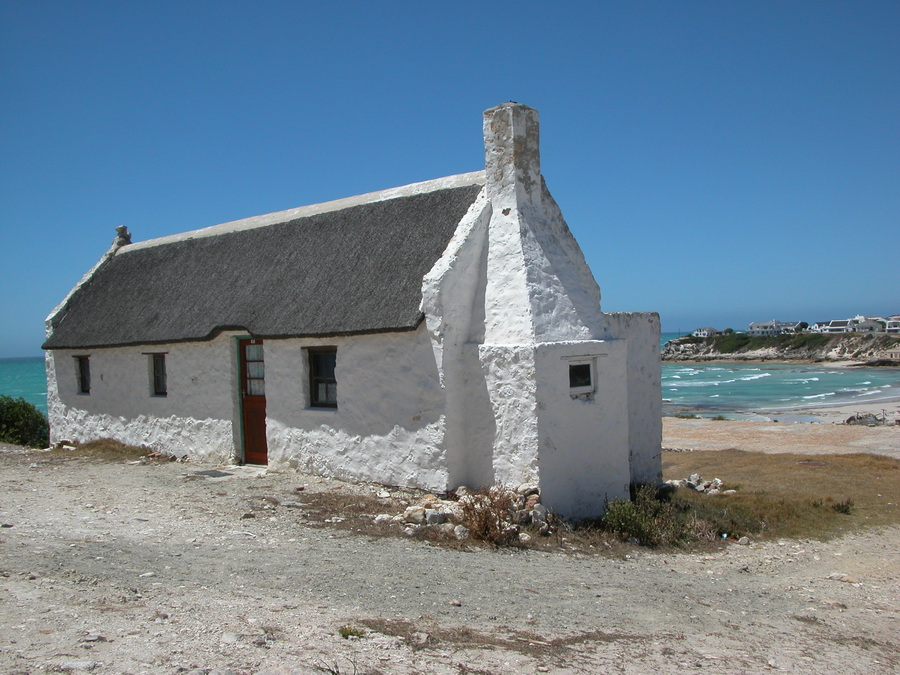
664, 405, 900, 458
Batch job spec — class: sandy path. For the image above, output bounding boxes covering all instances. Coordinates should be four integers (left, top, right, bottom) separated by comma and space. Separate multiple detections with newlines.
1, 442, 898, 674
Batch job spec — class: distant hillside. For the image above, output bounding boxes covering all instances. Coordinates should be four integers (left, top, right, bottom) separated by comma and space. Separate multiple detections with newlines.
661, 332, 900, 363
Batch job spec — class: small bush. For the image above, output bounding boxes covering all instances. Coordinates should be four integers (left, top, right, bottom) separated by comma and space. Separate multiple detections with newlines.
600, 484, 766, 548
458, 486, 519, 546
831, 498, 853, 515
601, 485, 687, 547
0, 395, 49, 448
338, 625, 365, 639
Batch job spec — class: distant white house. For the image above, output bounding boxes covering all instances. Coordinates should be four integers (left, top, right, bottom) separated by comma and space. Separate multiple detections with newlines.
823, 319, 854, 333
810, 322, 830, 333
854, 318, 886, 333
692, 327, 718, 338
748, 320, 802, 336
886, 315, 900, 333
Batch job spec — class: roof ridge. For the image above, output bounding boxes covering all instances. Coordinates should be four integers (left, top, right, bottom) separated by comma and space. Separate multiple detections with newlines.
122, 170, 486, 253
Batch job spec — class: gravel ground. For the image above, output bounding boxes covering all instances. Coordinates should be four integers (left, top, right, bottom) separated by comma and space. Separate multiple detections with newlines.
1, 439, 898, 675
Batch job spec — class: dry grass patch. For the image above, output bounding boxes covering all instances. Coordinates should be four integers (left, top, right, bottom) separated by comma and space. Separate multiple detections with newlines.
663, 449, 900, 539
356, 617, 645, 659
298, 490, 399, 537
50, 438, 147, 462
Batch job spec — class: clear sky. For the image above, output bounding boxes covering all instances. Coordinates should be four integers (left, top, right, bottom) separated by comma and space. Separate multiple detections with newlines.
1, 1, 898, 357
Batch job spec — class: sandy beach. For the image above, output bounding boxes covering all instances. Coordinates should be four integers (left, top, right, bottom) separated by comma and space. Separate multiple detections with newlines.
749, 397, 900, 424
664, 400, 900, 459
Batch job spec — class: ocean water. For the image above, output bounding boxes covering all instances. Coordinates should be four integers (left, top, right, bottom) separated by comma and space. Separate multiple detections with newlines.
2, 342, 898, 421
659, 332, 900, 419
0, 356, 47, 414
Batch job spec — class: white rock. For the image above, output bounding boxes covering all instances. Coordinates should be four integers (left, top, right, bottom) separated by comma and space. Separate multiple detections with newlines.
516, 482, 540, 497
425, 509, 447, 525
374, 514, 394, 525
403, 506, 427, 524
453, 524, 470, 540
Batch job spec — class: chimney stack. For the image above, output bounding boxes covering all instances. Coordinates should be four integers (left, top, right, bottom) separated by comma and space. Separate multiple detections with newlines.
482, 102, 542, 207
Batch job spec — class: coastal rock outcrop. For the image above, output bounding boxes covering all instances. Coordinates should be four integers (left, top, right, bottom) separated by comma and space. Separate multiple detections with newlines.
661, 333, 900, 363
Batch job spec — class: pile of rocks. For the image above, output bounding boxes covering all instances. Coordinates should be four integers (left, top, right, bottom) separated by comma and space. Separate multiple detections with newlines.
373, 483, 551, 542
665, 473, 736, 496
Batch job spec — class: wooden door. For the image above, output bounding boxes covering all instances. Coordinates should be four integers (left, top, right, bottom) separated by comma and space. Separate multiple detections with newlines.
240, 339, 268, 465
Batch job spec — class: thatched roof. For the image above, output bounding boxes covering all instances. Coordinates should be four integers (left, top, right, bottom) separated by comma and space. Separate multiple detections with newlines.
44, 177, 484, 350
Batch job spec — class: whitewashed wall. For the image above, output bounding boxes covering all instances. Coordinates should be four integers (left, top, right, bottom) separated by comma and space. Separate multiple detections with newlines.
46, 334, 239, 462
264, 328, 449, 490
46, 326, 456, 491
603, 312, 663, 486
533, 339, 630, 519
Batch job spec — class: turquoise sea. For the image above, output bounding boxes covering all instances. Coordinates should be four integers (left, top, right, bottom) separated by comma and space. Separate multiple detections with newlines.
659, 332, 900, 420
0, 356, 47, 414
1, 340, 898, 421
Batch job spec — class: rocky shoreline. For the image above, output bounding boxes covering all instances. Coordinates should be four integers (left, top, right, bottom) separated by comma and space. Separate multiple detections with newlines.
661, 333, 900, 363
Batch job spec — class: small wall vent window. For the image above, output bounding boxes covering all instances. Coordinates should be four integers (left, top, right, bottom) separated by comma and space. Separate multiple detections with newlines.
569, 363, 592, 389
150, 353, 167, 396
75, 356, 91, 394
567, 357, 598, 397
308, 347, 337, 408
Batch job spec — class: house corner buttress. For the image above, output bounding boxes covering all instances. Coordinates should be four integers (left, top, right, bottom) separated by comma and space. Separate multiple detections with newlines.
474, 103, 659, 518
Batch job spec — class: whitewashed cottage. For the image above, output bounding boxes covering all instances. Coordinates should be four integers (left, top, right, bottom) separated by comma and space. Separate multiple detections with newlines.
44, 103, 661, 518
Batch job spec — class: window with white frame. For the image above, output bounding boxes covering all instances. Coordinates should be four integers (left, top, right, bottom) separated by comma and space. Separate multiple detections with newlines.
565, 354, 603, 397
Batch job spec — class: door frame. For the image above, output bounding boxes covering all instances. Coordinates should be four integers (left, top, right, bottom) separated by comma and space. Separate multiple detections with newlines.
236, 337, 268, 465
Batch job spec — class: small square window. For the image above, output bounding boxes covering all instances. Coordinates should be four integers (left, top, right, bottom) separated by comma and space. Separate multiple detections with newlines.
150, 353, 167, 396
567, 359, 596, 396
75, 356, 91, 394
308, 347, 337, 408
569, 363, 592, 389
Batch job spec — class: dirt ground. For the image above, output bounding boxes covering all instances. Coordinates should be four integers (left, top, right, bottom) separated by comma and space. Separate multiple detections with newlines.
1, 423, 899, 674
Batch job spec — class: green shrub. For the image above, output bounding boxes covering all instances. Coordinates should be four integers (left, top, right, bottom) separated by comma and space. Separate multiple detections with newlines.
601, 485, 687, 547
601, 484, 766, 548
0, 395, 49, 448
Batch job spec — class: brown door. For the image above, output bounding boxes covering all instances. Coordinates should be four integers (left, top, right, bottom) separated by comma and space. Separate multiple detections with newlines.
240, 339, 268, 465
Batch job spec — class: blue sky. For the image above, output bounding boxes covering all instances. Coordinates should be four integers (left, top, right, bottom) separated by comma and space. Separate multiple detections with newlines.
1, 1, 898, 357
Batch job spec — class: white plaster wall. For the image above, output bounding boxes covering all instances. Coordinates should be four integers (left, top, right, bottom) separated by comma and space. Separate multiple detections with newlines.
47, 327, 454, 490
602, 312, 663, 486
46, 334, 238, 462
476, 344, 540, 488
533, 340, 631, 519
264, 327, 451, 491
